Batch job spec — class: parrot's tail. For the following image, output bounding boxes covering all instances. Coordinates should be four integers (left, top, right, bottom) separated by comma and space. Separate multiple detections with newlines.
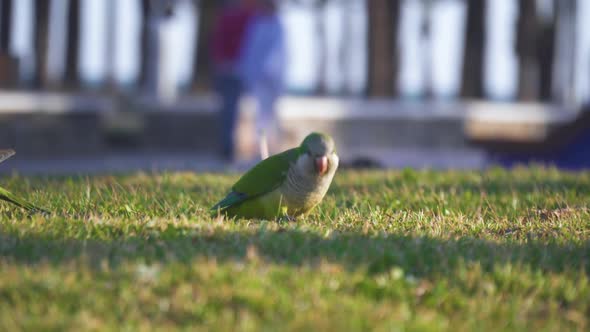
0, 187, 48, 214
0, 149, 49, 214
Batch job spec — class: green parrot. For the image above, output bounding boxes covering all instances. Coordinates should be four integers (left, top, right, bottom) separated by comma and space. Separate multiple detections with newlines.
212, 132, 339, 219
0, 149, 47, 213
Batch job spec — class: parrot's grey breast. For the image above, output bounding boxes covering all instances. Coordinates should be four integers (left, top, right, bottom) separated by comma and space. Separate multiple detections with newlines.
279, 154, 339, 215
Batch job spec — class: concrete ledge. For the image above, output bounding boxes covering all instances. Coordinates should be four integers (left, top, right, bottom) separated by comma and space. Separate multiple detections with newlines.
0, 148, 487, 175
276, 97, 469, 163
0, 112, 104, 157
0, 92, 577, 168
464, 102, 578, 142
0, 90, 114, 113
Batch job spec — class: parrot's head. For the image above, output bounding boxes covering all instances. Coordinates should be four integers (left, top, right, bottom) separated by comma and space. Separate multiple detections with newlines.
298, 132, 338, 177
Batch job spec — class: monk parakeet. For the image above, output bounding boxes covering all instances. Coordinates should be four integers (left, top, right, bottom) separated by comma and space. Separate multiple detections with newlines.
212, 132, 339, 219
0, 149, 47, 213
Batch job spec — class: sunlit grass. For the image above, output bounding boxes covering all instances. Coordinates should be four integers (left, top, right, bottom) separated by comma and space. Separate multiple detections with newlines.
0, 167, 588, 330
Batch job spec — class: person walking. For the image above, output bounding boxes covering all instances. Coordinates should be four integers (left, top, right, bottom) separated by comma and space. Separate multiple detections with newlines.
210, 0, 257, 161
238, 0, 286, 159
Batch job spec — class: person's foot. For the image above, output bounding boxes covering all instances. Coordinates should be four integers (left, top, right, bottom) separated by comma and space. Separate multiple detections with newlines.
259, 132, 269, 160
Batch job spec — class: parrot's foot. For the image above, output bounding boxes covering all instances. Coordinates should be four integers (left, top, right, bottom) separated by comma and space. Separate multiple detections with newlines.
278, 215, 297, 223
33, 208, 50, 216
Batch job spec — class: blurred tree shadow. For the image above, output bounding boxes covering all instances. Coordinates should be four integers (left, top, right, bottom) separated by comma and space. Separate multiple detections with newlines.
328, 170, 590, 198
1, 226, 587, 278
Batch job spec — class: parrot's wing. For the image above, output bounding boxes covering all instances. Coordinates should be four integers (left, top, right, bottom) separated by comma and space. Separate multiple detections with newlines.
0, 186, 48, 213
211, 148, 300, 211
0, 149, 15, 164
0, 149, 48, 213
210, 191, 248, 212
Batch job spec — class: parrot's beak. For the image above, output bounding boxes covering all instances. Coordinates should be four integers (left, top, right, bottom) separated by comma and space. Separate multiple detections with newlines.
314, 156, 329, 175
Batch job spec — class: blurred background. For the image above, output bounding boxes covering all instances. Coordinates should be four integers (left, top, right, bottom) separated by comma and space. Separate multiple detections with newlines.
0, 0, 589, 174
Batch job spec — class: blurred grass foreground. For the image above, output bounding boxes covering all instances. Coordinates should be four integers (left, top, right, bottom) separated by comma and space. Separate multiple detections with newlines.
0, 168, 588, 330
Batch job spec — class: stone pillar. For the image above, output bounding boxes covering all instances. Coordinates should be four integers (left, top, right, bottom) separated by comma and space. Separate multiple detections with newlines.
552, 0, 577, 106
104, 0, 118, 90
0, 0, 18, 88
138, 0, 177, 101
367, 0, 400, 97
461, 0, 486, 99
191, 0, 217, 92
64, 0, 80, 88
0, 0, 12, 52
32, 0, 52, 89
516, 0, 539, 101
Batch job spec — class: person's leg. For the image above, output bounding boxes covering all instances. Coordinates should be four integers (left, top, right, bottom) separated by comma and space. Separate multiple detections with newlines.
216, 74, 242, 161
252, 82, 280, 159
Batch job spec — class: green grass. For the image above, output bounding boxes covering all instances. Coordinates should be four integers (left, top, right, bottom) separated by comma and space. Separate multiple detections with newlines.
0, 167, 589, 331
